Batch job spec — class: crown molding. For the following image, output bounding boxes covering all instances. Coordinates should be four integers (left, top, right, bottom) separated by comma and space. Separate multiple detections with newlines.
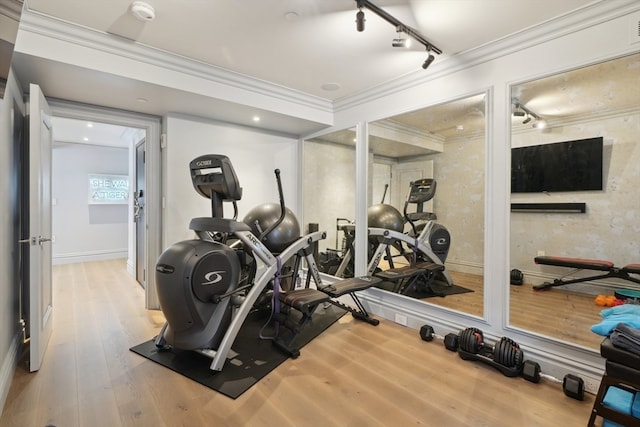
334, 0, 640, 112
18, 8, 333, 114
0, 0, 23, 20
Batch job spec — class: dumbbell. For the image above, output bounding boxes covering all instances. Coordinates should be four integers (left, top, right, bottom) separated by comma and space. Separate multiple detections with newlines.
522, 360, 584, 401
419, 325, 458, 351
493, 337, 523, 370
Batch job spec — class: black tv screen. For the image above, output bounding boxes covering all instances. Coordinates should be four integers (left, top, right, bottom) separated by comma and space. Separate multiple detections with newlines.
511, 137, 603, 193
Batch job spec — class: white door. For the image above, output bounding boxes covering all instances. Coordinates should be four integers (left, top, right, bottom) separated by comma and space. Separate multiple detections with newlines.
28, 84, 53, 372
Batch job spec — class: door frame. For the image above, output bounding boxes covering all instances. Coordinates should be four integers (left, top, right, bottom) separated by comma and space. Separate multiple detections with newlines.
134, 138, 146, 287
49, 100, 162, 309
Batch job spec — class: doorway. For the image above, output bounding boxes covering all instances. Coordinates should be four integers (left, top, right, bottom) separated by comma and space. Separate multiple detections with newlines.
48, 100, 162, 309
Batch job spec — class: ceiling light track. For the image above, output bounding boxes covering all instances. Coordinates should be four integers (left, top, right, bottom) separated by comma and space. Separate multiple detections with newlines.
355, 0, 443, 69
512, 100, 547, 129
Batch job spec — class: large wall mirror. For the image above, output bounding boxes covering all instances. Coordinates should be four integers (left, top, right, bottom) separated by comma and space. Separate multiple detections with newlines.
368, 94, 486, 317
509, 53, 640, 350
305, 93, 487, 318
303, 128, 357, 266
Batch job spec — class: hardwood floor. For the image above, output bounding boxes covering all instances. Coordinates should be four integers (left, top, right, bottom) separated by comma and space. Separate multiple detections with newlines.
420, 271, 604, 350
0, 260, 597, 427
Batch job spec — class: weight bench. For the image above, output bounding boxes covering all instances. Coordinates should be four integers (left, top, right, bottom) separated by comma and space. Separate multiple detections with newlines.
273, 288, 331, 357
533, 256, 640, 291
274, 275, 381, 356
375, 261, 445, 296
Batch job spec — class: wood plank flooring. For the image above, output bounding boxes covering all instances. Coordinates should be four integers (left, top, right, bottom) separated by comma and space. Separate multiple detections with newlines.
0, 260, 597, 427
421, 271, 604, 349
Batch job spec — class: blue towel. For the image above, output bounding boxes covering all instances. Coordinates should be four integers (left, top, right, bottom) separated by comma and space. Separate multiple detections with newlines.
591, 304, 640, 336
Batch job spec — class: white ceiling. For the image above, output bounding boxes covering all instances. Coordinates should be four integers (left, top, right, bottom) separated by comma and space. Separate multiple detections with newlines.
21, 0, 598, 100
11, 0, 615, 146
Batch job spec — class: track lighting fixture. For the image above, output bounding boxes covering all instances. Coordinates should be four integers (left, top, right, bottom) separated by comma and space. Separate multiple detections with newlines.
512, 100, 547, 129
353, 0, 442, 70
512, 103, 526, 117
422, 48, 435, 69
532, 118, 548, 129
392, 25, 411, 48
356, 8, 365, 32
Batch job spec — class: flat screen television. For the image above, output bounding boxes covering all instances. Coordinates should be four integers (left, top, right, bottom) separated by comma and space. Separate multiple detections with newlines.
511, 137, 603, 193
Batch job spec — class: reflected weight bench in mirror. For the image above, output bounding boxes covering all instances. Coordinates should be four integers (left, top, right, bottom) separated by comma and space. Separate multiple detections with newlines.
533, 256, 640, 291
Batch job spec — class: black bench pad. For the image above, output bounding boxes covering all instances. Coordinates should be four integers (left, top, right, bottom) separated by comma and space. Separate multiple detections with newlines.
624, 264, 640, 275
534, 256, 614, 271
279, 289, 330, 316
320, 276, 381, 298
601, 338, 640, 371
375, 262, 443, 281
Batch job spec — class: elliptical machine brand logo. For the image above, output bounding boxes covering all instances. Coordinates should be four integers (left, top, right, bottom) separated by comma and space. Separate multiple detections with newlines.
202, 271, 225, 285
436, 238, 448, 246
195, 160, 212, 167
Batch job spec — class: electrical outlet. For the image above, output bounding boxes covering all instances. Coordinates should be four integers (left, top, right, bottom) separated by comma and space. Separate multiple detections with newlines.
394, 314, 408, 326
583, 377, 600, 394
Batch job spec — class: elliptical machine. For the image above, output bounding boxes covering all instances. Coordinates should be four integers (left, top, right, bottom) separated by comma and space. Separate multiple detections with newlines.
153, 154, 328, 371
366, 178, 454, 294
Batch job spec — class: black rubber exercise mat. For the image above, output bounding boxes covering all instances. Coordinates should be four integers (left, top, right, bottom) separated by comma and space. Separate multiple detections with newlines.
130, 305, 344, 399
375, 280, 473, 299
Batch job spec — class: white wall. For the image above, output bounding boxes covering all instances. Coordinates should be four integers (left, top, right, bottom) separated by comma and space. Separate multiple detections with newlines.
52, 143, 129, 263
163, 115, 300, 247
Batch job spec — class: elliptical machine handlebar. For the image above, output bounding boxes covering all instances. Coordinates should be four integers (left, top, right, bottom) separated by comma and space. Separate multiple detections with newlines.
258, 169, 286, 244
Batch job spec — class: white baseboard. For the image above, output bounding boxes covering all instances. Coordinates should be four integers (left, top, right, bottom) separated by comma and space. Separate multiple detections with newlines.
126, 258, 135, 276
53, 249, 127, 265
0, 333, 21, 416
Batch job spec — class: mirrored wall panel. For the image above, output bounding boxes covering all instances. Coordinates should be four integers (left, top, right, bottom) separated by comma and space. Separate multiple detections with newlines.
367, 94, 486, 317
303, 128, 357, 277
305, 96, 486, 318
509, 53, 640, 349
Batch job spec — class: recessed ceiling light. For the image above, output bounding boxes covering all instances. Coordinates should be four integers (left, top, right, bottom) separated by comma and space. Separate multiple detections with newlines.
284, 11, 299, 21
136, 97, 148, 103
83, 137, 89, 141
321, 83, 341, 91
252, 116, 260, 122
87, 122, 93, 128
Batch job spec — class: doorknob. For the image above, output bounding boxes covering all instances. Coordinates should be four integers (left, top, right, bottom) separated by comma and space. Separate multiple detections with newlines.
18, 237, 35, 244
38, 236, 52, 245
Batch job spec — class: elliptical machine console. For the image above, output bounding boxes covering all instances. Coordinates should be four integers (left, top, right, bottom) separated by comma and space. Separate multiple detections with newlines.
155, 154, 245, 351
404, 178, 451, 263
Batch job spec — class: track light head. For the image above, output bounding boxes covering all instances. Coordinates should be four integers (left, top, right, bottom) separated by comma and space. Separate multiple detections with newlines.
533, 119, 547, 129
392, 38, 411, 48
356, 9, 365, 32
422, 53, 435, 69
513, 103, 526, 117
522, 115, 532, 124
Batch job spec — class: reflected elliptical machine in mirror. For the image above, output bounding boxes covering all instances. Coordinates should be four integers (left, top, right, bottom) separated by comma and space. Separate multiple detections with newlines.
305, 94, 486, 318
509, 53, 640, 350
